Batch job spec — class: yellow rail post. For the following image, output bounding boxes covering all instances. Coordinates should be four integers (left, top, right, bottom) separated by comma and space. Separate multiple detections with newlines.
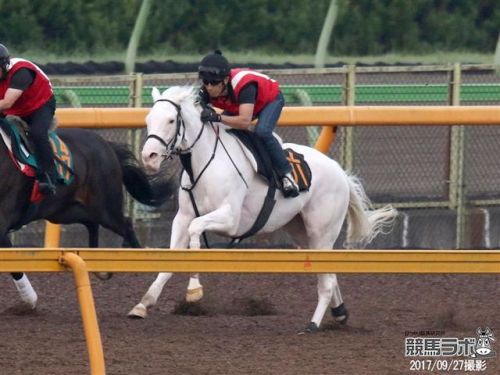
314, 126, 337, 153
59, 252, 105, 375
44, 222, 61, 248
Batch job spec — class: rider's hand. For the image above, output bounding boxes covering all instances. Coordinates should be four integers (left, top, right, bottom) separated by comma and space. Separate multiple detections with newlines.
201, 107, 221, 123
197, 87, 210, 107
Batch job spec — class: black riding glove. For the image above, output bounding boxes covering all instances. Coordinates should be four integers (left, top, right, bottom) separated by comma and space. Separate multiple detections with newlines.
197, 87, 210, 107
200, 107, 221, 123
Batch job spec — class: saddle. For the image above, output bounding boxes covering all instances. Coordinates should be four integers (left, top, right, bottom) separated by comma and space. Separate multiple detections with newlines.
228, 129, 312, 192
225, 129, 312, 243
0, 115, 75, 202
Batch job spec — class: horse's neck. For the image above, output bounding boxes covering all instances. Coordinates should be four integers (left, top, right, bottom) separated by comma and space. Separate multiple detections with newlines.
186, 122, 218, 166
186, 123, 250, 180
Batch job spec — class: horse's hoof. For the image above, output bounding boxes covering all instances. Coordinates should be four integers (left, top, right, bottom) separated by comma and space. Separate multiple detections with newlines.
186, 287, 203, 303
298, 322, 319, 335
94, 272, 113, 281
20, 300, 37, 311
17, 287, 38, 310
127, 303, 147, 319
331, 303, 349, 325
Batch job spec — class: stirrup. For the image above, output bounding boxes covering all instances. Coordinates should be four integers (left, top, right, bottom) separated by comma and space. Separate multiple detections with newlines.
38, 173, 57, 196
282, 174, 299, 198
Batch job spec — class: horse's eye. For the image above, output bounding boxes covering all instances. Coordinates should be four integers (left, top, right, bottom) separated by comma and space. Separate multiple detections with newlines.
169, 119, 175, 124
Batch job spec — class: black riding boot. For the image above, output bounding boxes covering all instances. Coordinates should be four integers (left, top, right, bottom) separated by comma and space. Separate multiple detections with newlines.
34, 145, 58, 196
29, 130, 58, 196
37, 169, 57, 196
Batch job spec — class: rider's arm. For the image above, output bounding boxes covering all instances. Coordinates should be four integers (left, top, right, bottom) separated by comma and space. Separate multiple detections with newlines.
220, 83, 257, 130
0, 68, 34, 111
0, 88, 22, 111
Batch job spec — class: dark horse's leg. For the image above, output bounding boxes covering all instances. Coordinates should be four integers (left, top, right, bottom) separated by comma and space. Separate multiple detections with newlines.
0, 234, 38, 309
85, 222, 100, 248
121, 217, 141, 248
97, 212, 141, 248
84, 222, 113, 281
0, 234, 21, 279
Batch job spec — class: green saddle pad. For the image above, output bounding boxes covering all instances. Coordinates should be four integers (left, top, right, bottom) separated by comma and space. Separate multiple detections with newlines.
0, 117, 74, 184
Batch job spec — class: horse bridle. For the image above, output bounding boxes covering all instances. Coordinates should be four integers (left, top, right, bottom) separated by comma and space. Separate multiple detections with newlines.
145, 97, 247, 190
145, 98, 206, 157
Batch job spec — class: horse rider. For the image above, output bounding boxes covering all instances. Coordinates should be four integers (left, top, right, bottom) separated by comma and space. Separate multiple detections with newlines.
197, 50, 299, 198
0, 43, 58, 195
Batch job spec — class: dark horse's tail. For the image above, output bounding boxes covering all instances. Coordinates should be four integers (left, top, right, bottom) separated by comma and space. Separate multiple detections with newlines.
109, 142, 176, 207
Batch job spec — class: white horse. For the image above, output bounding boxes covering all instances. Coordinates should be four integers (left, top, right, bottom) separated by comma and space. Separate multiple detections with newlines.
129, 86, 397, 332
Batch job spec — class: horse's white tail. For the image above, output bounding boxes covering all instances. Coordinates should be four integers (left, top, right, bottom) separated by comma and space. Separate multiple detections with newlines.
345, 174, 397, 248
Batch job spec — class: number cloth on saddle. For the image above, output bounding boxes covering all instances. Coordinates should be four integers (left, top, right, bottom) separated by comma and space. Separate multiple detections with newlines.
0, 116, 74, 184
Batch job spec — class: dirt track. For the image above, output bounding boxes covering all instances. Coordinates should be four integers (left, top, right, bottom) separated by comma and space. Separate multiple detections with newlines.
0, 271, 497, 375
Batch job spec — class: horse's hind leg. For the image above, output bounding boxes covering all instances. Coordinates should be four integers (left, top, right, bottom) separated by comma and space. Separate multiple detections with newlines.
84, 222, 113, 281
285, 216, 346, 332
304, 274, 346, 333
121, 217, 141, 248
101, 210, 141, 248
86, 222, 100, 248
300, 197, 349, 333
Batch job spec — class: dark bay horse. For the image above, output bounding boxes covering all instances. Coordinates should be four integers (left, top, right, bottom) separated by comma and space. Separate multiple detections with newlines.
0, 126, 176, 309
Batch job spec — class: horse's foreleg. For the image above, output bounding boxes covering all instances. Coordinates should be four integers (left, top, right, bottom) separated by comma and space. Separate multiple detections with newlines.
129, 210, 191, 318
128, 272, 173, 318
185, 203, 237, 302
186, 273, 203, 303
187, 203, 235, 249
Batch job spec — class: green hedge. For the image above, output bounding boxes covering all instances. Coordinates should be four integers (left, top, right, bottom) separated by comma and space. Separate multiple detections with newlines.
1, 0, 497, 55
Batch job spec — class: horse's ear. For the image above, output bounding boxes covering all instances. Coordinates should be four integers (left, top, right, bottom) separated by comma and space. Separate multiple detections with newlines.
152, 87, 161, 102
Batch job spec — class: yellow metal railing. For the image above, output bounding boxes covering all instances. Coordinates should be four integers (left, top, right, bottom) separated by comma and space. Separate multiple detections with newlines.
3, 248, 499, 274
13, 103, 500, 372
53, 105, 500, 128
2, 248, 499, 374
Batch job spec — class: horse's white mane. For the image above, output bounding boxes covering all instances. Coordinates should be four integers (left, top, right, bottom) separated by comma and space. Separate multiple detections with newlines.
161, 86, 197, 105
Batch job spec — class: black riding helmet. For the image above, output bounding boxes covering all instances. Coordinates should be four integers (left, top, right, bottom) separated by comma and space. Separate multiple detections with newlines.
198, 50, 230, 81
0, 43, 10, 73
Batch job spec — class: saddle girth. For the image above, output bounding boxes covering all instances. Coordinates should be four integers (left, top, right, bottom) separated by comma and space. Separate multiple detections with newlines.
178, 149, 277, 247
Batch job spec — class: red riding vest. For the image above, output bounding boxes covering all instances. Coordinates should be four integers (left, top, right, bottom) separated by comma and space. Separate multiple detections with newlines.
210, 68, 280, 116
0, 58, 53, 116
